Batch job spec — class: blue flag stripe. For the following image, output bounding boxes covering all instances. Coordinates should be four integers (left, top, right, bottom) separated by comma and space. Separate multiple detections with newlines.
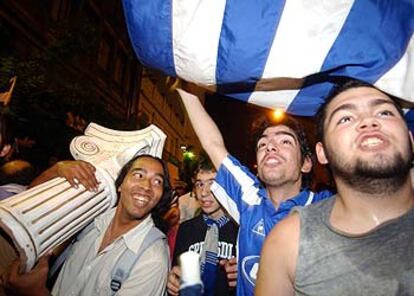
322, 0, 414, 82
122, 0, 175, 77
288, 0, 414, 115
287, 82, 335, 116
216, 0, 286, 101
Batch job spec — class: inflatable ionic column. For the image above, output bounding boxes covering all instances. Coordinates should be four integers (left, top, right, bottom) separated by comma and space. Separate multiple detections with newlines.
0, 123, 166, 273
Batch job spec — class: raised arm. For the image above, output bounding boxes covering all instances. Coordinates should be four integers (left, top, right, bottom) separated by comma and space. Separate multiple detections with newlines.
177, 88, 228, 169
255, 214, 300, 296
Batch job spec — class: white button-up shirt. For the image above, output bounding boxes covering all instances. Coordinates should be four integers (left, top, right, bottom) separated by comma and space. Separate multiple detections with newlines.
52, 209, 169, 296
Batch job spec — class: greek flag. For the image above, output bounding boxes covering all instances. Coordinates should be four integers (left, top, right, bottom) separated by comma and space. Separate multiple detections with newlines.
123, 0, 414, 116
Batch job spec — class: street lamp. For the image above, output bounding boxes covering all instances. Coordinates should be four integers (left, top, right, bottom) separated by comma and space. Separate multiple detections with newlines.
183, 150, 195, 160
272, 108, 285, 122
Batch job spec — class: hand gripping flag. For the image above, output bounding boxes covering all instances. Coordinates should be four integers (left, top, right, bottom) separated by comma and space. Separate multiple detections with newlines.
123, 0, 414, 116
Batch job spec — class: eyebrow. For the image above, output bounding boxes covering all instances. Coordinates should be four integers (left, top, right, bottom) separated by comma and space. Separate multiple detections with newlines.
327, 98, 396, 124
258, 131, 298, 143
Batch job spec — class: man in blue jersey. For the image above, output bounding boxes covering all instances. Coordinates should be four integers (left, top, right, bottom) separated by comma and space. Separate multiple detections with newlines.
177, 87, 331, 296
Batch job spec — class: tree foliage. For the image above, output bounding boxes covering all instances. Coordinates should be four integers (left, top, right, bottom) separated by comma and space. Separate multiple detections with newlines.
0, 15, 126, 168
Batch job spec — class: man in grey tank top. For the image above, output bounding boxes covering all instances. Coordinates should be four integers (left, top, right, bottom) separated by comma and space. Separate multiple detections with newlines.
256, 79, 414, 295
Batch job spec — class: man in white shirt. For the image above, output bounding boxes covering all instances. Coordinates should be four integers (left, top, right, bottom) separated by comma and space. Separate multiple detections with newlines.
3, 154, 174, 296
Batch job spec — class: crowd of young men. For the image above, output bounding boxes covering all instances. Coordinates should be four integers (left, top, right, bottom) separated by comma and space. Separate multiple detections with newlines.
1, 78, 413, 295
178, 87, 332, 295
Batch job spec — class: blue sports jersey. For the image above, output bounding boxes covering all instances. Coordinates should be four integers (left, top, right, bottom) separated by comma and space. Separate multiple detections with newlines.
211, 155, 332, 296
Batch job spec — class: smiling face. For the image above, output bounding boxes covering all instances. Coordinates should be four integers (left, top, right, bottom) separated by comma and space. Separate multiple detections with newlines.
316, 86, 412, 193
256, 125, 311, 188
117, 156, 165, 222
193, 169, 223, 219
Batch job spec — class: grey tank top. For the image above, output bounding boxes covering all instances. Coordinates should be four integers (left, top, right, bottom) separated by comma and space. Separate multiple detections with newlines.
295, 197, 414, 296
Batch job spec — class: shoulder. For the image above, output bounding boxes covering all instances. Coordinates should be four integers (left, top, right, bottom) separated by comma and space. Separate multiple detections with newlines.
256, 213, 300, 294
216, 154, 258, 183
267, 213, 300, 245
176, 215, 206, 244
140, 235, 169, 264
296, 195, 334, 217
312, 189, 334, 202
121, 234, 169, 294
290, 197, 334, 237
262, 213, 301, 265
264, 212, 301, 265
132, 238, 169, 282
178, 214, 204, 229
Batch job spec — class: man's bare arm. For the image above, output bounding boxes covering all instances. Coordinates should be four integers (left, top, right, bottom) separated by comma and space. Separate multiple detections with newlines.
255, 213, 300, 296
29, 160, 99, 191
3, 254, 51, 296
177, 88, 228, 170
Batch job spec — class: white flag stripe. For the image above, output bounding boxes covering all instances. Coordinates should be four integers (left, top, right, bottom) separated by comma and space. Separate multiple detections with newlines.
172, 0, 226, 85
375, 35, 414, 100
248, 89, 299, 110
124, 0, 414, 115
263, 0, 354, 78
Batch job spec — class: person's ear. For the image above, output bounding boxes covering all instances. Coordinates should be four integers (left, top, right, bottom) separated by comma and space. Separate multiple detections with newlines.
316, 142, 329, 165
300, 155, 312, 173
0, 144, 11, 158
409, 131, 414, 151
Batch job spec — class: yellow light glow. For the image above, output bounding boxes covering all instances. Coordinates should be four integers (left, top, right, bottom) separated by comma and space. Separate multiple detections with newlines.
184, 151, 195, 159
272, 108, 285, 121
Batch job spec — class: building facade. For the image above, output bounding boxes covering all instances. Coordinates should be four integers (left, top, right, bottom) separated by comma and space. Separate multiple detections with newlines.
0, 0, 201, 176
138, 70, 202, 181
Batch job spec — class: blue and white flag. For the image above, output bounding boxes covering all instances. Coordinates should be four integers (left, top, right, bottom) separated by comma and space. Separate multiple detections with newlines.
123, 0, 414, 116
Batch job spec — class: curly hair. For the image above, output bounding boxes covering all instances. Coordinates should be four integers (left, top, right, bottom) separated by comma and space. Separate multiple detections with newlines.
114, 154, 174, 234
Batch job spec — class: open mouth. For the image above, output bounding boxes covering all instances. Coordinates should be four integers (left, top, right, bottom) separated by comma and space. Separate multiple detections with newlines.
132, 194, 149, 206
263, 155, 282, 167
358, 134, 388, 151
265, 158, 280, 165
361, 137, 383, 147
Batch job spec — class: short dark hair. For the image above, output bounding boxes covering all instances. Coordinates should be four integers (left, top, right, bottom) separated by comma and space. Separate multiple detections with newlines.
252, 114, 313, 188
115, 154, 173, 234
192, 156, 216, 179
316, 79, 405, 143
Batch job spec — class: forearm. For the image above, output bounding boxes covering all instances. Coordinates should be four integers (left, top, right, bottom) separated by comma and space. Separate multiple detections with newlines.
177, 88, 227, 169
29, 163, 60, 188
29, 160, 98, 191
3, 256, 51, 296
